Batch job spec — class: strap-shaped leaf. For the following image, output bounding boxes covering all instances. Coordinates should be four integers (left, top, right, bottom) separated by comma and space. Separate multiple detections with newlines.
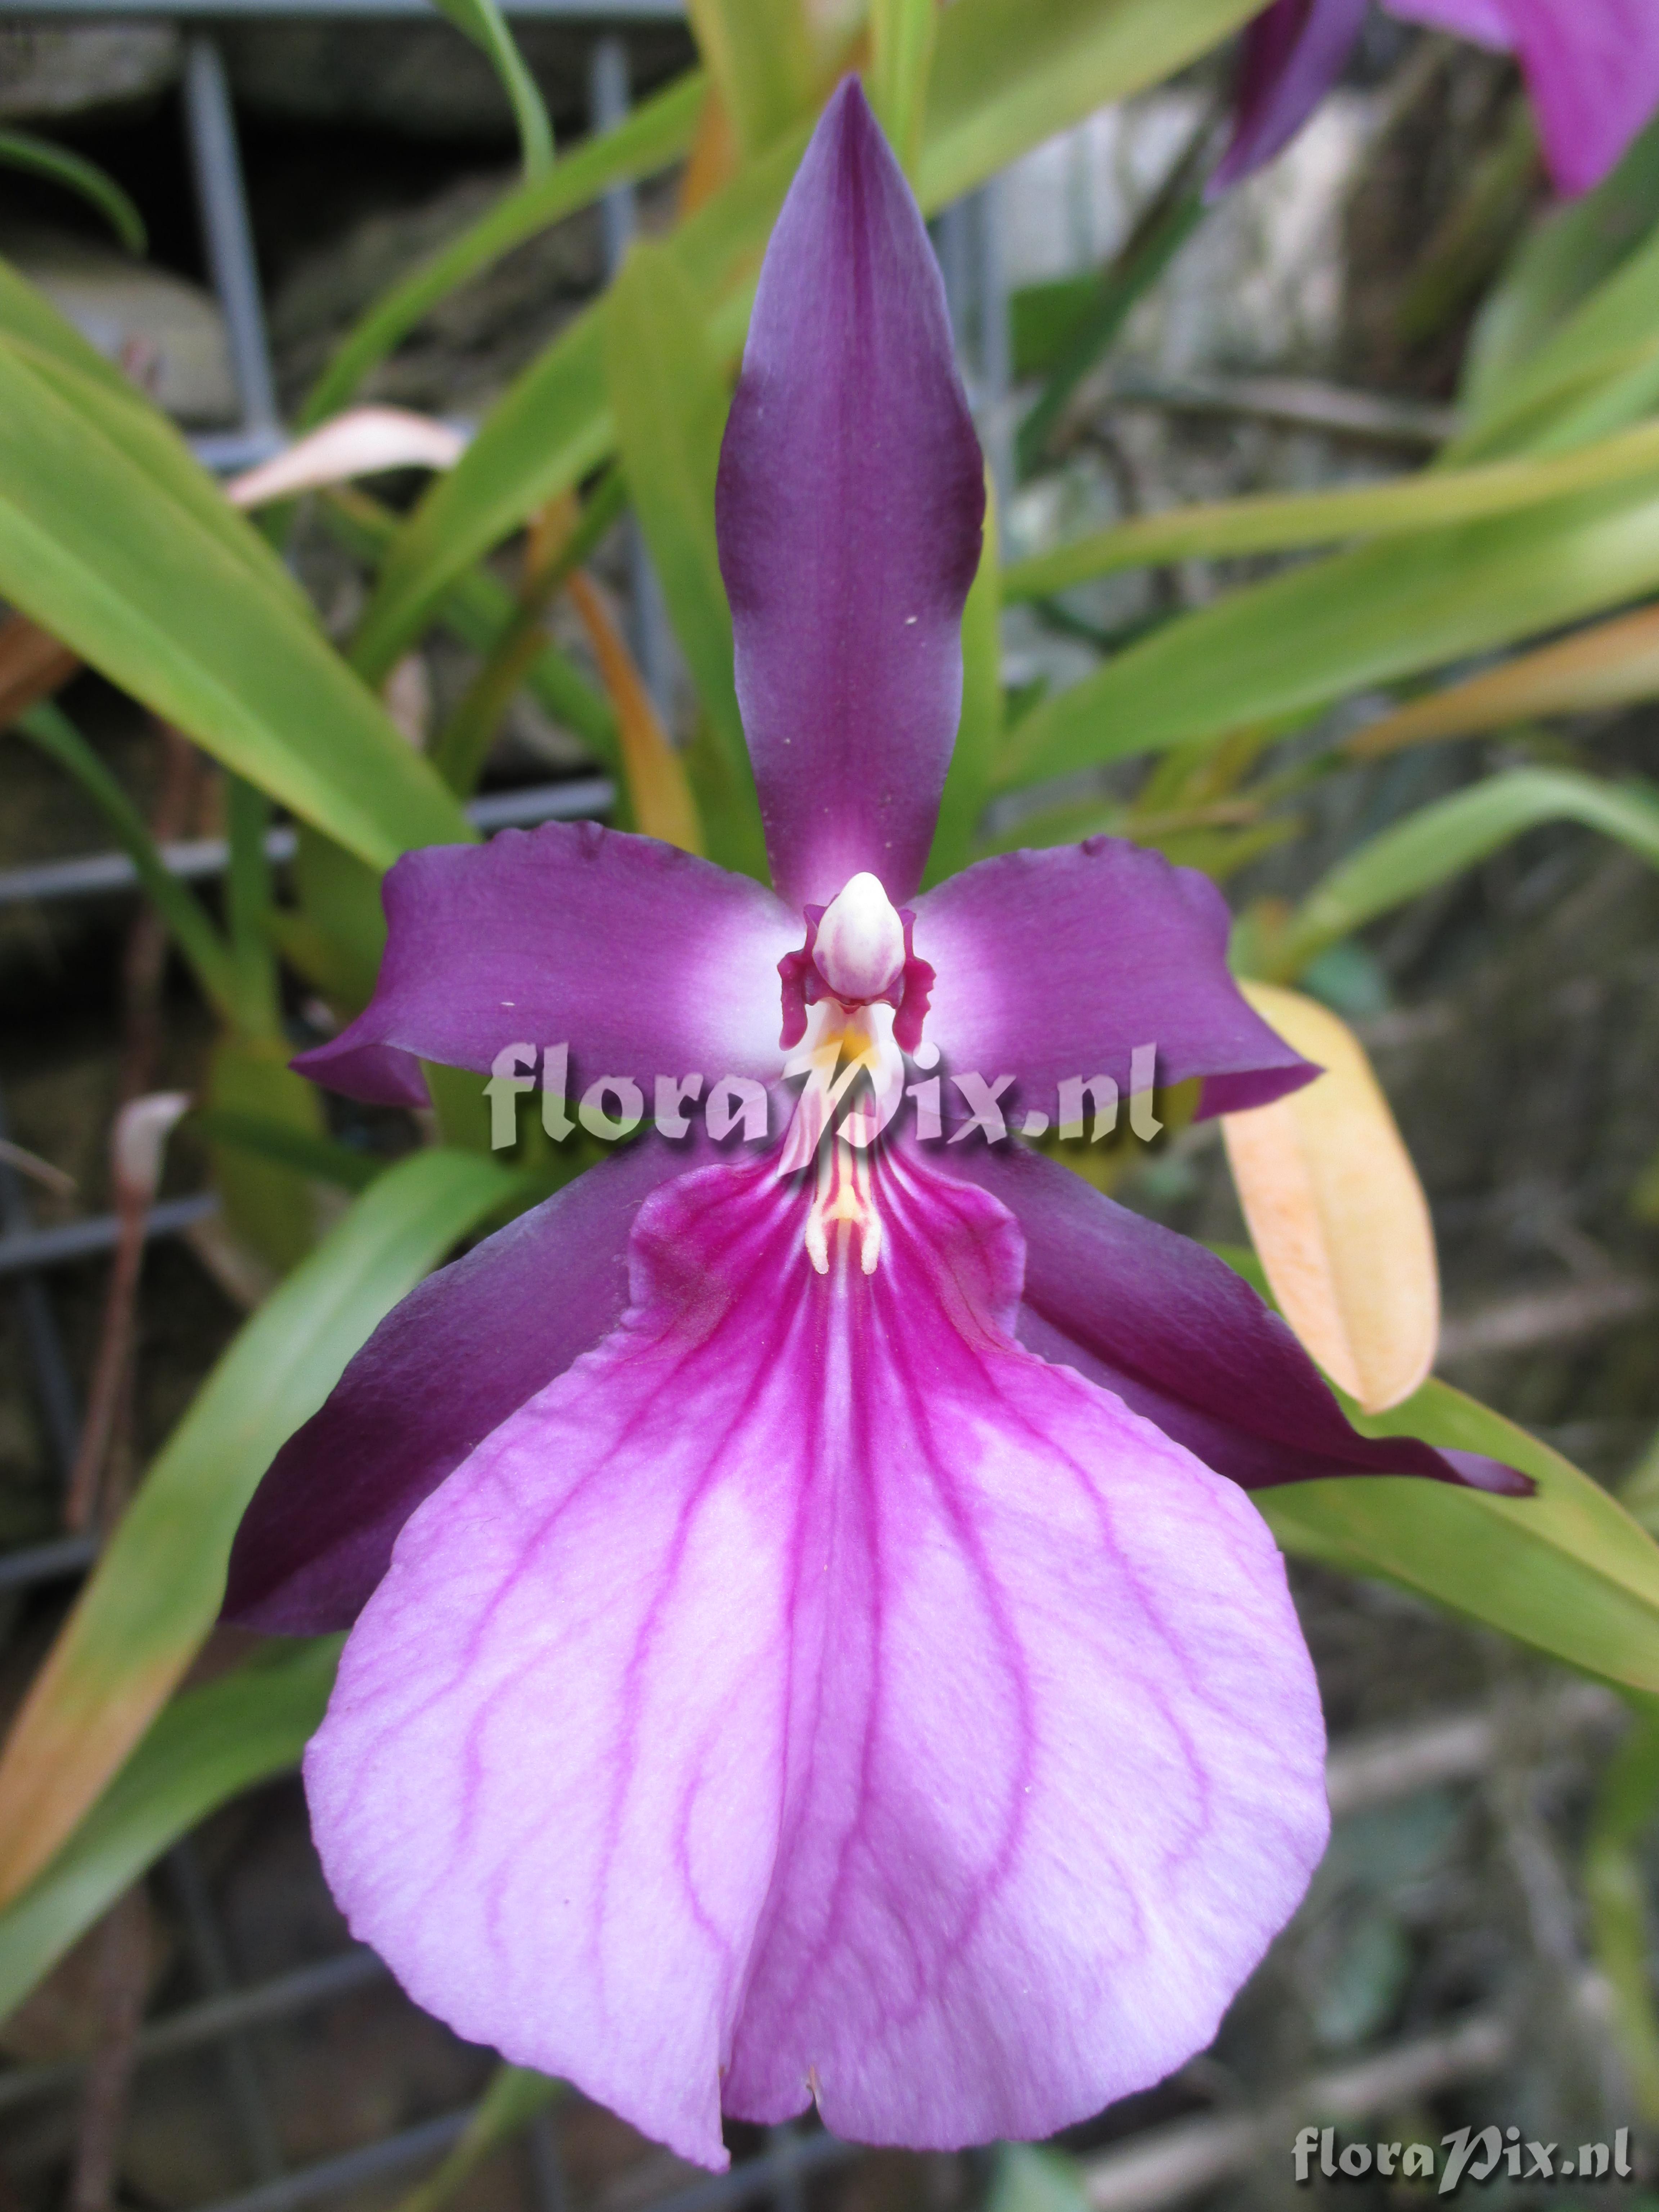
1259, 1381, 1659, 1694
999, 479, 1659, 784
0, 130, 145, 253
428, 0, 553, 181
0, 1150, 519, 1912
0, 1639, 341, 2020
303, 73, 705, 426
1280, 769, 1659, 974
605, 242, 763, 875
685, 0, 824, 160
0, 329, 471, 869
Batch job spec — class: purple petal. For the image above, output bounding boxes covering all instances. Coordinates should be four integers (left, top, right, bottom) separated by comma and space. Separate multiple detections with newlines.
715, 78, 985, 911
940, 1140, 1530, 1496
294, 822, 799, 1107
223, 1139, 702, 1633
1386, 0, 1659, 195
1210, 0, 1369, 195
307, 1147, 1327, 2161
913, 838, 1315, 1124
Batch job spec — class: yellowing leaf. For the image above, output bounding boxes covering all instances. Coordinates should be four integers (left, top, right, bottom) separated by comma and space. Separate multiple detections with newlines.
1222, 983, 1438, 1414
1349, 599, 1659, 757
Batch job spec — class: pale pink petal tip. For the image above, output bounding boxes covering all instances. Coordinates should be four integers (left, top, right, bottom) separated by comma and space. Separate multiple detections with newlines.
305, 1152, 1328, 2165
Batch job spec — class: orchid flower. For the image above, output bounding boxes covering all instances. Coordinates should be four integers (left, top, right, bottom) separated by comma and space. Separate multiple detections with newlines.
226, 81, 1527, 2169
1215, 0, 1659, 199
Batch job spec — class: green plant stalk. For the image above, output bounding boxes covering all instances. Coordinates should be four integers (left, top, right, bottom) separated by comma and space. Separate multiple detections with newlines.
0, 130, 145, 253
1003, 413, 1659, 600
301, 73, 706, 426
12, 702, 239, 1017
431, 466, 628, 797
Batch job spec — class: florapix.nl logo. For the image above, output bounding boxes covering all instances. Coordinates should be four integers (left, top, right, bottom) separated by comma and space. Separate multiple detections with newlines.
1293, 2127, 1637, 2193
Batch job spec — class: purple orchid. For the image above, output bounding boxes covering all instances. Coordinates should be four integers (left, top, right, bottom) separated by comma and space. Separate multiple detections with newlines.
1214, 0, 1659, 199
227, 81, 1527, 2168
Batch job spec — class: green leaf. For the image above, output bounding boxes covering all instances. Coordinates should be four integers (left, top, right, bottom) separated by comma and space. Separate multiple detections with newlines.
0, 328, 472, 870
604, 242, 763, 875
394, 2064, 562, 2212
194, 1107, 384, 1193
986, 2145, 1091, 2212
925, 468, 1001, 884
302, 72, 705, 426
0, 1638, 340, 2021
998, 477, 1659, 785
11, 701, 238, 1019
1462, 112, 1659, 419
206, 1034, 325, 1276
1001, 414, 1659, 601
0, 129, 145, 254
356, 0, 1271, 682
1450, 215, 1659, 463
0, 255, 137, 398
427, 0, 553, 181
869, 0, 939, 178
684, 0, 823, 160
0, 1148, 519, 1911
1278, 768, 1659, 974
918, 0, 1258, 209
1258, 1379, 1659, 1694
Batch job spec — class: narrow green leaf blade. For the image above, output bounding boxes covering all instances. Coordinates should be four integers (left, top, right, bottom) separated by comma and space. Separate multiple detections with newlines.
303, 73, 704, 426
999, 478, 1659, 785
1281, 768, 1659, 971
0, 130, 145, 254
0, 335, 472, 869
1259, 1379, 1659, 1693
427, 0, 553, 180
0, 1639, 341, 2021
0, 1149, 518, 1908
604, 242, 763, 875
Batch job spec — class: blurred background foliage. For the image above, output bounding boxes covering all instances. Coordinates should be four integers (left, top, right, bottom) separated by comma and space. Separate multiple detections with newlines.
8, 0, 1659, 2203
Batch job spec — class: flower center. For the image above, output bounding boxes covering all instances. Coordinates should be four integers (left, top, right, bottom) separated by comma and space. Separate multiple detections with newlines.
775, 874, 935, 1278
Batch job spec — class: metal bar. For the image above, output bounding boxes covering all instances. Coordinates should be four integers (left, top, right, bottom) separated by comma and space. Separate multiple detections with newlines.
0, 1194, 216, 1281
166, 1842, 286, 2183
199, 2110, 475, 2212
0, 1533, 97, 1593
0, 778, 615, 909
0, 1951, 386, 2115
183, 37, 280, 434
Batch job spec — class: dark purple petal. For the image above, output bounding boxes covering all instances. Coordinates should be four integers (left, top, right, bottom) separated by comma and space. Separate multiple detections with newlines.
222, 1138, 703, 1633
939, 1140, 1531, 1496
1210, 0, 1368, 195
715, 77, 985, 911
293, 822, 799, 1107
913, 837, 1315, 1125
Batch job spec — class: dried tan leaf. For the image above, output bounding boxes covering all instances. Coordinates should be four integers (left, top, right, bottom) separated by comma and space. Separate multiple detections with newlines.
1222, 981, 1439, 1413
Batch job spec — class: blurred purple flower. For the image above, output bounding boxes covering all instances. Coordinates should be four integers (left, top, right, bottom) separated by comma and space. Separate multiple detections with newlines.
227, 81, 1525, 2168
1216, 0, 1659, 199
